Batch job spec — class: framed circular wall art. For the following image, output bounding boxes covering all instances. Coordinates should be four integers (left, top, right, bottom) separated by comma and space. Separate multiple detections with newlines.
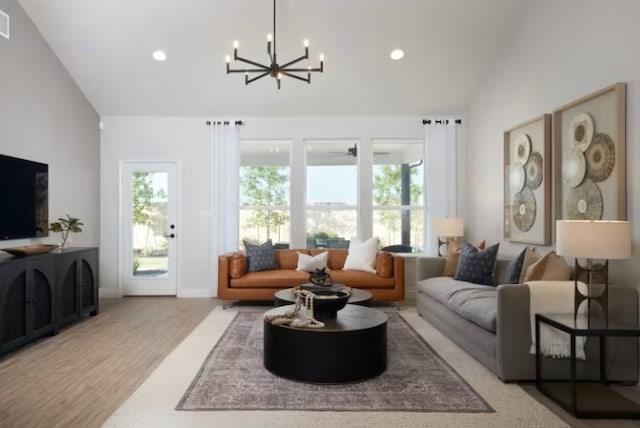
553, 82, 627, 222
503, 114, 552, 245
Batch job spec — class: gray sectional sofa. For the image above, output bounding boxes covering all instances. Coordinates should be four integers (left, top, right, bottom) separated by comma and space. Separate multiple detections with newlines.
415, 256, 639, 382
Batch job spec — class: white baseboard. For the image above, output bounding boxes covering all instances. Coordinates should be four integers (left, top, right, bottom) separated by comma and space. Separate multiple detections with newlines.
99, 287, 214, 298
177, 288, 216, 298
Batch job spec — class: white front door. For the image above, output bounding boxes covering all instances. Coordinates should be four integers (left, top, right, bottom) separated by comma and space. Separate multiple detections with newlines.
120, 162, 178, 295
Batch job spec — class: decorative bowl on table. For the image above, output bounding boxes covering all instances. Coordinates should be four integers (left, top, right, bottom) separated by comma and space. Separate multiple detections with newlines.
1, 244, 59, 256
311, 288, 351, 319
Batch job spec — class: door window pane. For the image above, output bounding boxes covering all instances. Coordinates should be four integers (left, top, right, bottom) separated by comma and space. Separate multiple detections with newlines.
239, 141, 291, 246
131, 171, 169, 277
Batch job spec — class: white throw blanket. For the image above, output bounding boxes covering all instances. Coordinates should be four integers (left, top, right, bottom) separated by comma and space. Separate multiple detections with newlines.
526, 281, 587, 359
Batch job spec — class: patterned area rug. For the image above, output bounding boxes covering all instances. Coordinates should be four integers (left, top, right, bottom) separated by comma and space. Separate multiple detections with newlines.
176, 311, 493, 413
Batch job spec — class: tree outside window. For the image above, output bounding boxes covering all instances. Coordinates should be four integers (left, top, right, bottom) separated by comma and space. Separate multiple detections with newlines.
240, 166, 289, 242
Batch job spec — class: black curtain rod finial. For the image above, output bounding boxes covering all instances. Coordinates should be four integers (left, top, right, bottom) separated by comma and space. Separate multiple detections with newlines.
422, 118, 462, 125
206, 120, 245, 126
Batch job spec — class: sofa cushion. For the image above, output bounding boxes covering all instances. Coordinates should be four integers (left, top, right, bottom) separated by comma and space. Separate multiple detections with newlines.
296, 251, 329, 272
243, 239, 277, 272
523, 251, 570, 281
454, 242, 499, 285
330, 270, 395, 289
229, 252, 247, 278
375, 252, 394, 278
417, 277, 497, 332
231, 269, 309, 288
275, 249, 308, 270
443, 240, 485, 277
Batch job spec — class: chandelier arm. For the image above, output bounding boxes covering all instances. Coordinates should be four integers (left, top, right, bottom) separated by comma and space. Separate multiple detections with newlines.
228, 68, 272, 74
279, 54, 309, 69
246, 71, 270, 84
283, 67, 322, 73
279, 71, 310, 83
234, 55, 271, 70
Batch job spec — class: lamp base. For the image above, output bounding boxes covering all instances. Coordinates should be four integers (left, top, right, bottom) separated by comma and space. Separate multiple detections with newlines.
437, 237, 447, 257
437, 237, 460, 257
574, 258, 609, 322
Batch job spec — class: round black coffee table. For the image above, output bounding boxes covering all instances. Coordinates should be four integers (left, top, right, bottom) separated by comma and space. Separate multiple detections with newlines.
274, 286, 372, 307
263, 304, 387, 384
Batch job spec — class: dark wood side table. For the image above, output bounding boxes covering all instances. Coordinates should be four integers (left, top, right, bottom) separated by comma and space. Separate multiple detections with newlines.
535, 313, 640, 419
263, 304, 387, 383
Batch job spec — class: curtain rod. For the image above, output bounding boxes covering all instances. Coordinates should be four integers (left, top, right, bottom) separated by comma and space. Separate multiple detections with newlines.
422, 119, 462, 125
206, 120, 244, 126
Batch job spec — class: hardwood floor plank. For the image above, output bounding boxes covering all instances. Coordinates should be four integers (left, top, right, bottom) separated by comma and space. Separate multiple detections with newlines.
0, 297, 217, 428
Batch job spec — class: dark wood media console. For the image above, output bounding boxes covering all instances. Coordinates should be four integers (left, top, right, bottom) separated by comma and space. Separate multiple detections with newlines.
0, 247, 99, 357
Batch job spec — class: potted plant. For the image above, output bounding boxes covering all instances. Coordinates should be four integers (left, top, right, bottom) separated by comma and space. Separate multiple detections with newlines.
49, 215, 84, 250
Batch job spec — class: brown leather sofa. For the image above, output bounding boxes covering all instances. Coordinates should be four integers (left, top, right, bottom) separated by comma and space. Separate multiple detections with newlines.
218, 248, 405, 304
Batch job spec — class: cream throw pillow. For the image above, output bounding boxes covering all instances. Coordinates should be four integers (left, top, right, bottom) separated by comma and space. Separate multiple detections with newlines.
523, 251, 570, 282
518, 247, 540, 283
296, 251, 329, 272
343, 237, 379, 273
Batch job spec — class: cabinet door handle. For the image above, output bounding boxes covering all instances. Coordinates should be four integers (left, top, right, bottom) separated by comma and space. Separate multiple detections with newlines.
165, 233, 176, 239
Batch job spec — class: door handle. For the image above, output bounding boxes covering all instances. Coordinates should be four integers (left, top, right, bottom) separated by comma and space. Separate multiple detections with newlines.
165, 233, 176, 239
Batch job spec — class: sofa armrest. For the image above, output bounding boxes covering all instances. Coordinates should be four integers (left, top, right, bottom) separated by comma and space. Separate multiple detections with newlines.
393, 255, 405, 299
415, 257, 446, 281
217, 253, 233, 299
496, 284, 533, 380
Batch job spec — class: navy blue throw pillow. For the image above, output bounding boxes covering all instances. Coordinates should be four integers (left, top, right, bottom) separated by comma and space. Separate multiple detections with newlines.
454, 242, 500, 286
504, 248, 527, 284
243, 239, 277, 272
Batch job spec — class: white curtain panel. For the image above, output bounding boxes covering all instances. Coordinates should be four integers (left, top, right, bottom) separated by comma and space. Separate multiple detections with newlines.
424, 120, 458, 256
210, 122, 240, 292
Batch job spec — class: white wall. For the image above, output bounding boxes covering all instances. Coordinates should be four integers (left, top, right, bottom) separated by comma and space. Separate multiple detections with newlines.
100, 116, 436, 297
0, 0, 100, 249
100, 117, 211, 297
465, 0, 640, 286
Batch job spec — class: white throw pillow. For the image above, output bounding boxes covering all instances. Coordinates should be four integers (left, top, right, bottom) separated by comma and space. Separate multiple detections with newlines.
343, 237, 379, 273
296, 251, 329, 272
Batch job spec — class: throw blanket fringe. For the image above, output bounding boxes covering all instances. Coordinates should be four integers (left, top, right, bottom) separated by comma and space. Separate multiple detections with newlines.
526, 280, 587, 360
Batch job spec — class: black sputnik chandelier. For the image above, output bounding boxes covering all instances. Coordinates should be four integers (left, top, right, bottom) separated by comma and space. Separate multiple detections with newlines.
225, 0, 324, 89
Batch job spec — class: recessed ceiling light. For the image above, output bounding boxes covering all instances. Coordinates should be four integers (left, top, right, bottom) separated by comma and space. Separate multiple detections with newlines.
152, 50, 167, 61
390, 49, 404, 60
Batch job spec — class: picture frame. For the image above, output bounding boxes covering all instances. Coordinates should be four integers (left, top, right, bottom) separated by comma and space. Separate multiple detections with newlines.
503, 114, 552, 245
553, 83, 626, 221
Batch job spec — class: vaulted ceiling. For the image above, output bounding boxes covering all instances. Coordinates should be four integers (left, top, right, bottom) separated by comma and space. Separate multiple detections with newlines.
18, 0, 526, 116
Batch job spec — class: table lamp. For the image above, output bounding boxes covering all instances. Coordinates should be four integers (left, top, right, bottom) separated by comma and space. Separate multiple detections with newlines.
431, 218, 464, 257
555, 220, 631, 320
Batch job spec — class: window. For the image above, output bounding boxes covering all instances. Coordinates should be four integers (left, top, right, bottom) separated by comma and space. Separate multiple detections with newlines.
372, 140, 424, 252
305, 140, 358, 249
236, 136, 427, 252
239, 141, 291, 246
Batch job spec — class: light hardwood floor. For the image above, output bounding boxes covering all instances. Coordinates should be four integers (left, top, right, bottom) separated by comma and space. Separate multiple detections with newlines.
0, 298, 637, 428
0, 297, 216, 428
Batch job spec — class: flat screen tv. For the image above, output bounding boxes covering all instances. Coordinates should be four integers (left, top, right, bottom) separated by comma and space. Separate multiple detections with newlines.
0, 154, 49, 240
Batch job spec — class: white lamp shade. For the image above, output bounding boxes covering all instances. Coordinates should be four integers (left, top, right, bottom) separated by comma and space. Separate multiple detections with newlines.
431, 218, 464, 237
556, 220, 631, 260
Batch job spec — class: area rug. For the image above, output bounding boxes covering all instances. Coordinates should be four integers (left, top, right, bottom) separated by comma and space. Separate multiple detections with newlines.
104, 307, 568, 428
177, 311, 492, 412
